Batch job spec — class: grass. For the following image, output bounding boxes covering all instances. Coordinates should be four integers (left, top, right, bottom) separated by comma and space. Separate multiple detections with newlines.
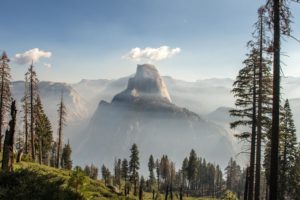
0, 155, 219, 200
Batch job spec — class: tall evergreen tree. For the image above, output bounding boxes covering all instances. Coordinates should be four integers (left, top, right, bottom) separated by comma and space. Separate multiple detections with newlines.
278, 99, 298, 199
26, 64, 39, 161
187, 149, 197, 189
225, 158, 242, 196
101, 165, 111, 186
114, 158, 122, 189
230, 43, 272, 200
0, 52, 11, 152
21, 74, 30, 154
156, 159, 160, 191
56, 93, 67, 168
291, 145, 300, 199
50, 141, 57, 167
181, 157, 189, 189
129, 143, 140, 196
121, 158, 129, 195
35, 95, 53, 165
265, 1, 299, 199
61, 141, 72, 170
148, 155, 156, 188
160, 155, 170, 184
84, 163, 98, 180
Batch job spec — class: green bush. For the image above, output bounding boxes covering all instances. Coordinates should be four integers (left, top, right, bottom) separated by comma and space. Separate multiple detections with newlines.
0, 169, 84, 200
221, 190, 239, 200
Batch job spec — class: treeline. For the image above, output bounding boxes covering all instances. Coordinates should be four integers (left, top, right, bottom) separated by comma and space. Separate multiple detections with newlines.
0, 53, 72, 171
230, 1, 300, 200
94, 144, 244, 199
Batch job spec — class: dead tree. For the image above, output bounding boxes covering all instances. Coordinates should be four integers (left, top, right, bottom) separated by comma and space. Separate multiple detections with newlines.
1, 100, 17, 172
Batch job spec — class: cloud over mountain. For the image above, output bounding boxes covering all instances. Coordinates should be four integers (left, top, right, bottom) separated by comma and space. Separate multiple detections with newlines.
14, 48, 52, 65
122, 46, 181, 62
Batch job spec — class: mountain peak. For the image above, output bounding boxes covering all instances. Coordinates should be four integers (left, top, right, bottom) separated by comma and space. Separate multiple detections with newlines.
112, 64, 172, 103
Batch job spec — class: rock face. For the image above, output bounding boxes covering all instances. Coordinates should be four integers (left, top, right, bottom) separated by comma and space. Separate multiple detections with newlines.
113, 64, 172, 104
76, 64, 234, 170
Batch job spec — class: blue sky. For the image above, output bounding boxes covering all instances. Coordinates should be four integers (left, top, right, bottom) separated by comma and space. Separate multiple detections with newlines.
0, 0, 299, 83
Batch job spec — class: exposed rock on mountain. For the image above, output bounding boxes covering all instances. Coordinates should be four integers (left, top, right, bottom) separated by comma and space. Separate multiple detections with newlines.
77, 64, 234, 169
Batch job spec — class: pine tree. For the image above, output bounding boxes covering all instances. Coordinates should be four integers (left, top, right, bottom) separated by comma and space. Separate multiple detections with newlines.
121, 159, 129, 195
26, 64, 39, 161
230, 44, 272, 200
102, 165, 111, 186
291, 146, 300, 199
50, 141, 57, 167
187, 149, 197, 190
278, 99, 298, 199
160, 155, 170, 184
181, 157, 189, 189
139, 176, 145, 200
0, 52, 11, 152
56, 93, 67, 168
253, 7, 273, 200
61, 141, 72, 170
148, 155, 155, 188
129, 144, 140, 196
114, 158, 121, 189
265, 1, 299, 198
225, 158, 242, 196
35, 95, 53, 165
156, 159, 160, 192
22, 74, 30, 154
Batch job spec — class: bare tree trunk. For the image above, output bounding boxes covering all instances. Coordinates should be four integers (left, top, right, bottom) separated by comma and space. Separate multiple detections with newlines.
269, 0, 280, 199
30, 65, 35, 161
0, 66, 4, 152
244, 167, 249, 200
1, 101, 17, 172
56, 96, 64, 168
249, 64, 257, 200
255, 9, 264, 200
38, 135, 42, 164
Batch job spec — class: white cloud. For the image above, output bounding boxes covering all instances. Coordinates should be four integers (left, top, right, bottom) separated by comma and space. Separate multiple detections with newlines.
14, 48, 52, 65
122, 46, 181, 62
43, 63, 52, 68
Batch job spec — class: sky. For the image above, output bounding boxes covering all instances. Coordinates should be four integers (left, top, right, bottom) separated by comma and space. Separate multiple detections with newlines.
0, 0, 299, 83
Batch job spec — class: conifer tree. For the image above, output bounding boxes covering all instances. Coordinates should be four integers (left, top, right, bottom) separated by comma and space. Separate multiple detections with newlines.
230, 44, 272, 200
160, 155, 170, 184
56, 93, 67, 168
225, 158, 242, 196
291, 146, 300, 199
0, 52, 11, 152
21, 74, 29, 154
187, 149, 197, 189
102, 165, 111, 186
156, 159, 160, 191
129, 144, 140, 196
139, 176, 145, 200
278, 99, 298, 199
26, 64, 39, 161
114, 158, 122, 189
148, 155, 155, 188
61, 141, 72, 170
35, 95, 53, 165
181, 157, 189, 189
265, 1, 299, 198
121, 159, 129, 195
50, 141, 57, 167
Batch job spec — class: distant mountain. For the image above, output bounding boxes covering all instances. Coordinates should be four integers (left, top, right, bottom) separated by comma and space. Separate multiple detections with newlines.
76, 64, 234, 170
11, 81, 89, 139
10, 68, 300, 168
